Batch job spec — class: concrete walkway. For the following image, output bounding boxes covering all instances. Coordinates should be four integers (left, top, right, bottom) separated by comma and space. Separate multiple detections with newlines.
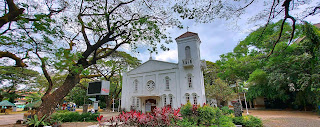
0, 111, 120, 127
0, 113, 23, 126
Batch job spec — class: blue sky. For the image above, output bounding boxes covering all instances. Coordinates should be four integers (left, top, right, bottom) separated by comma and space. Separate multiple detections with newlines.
127, 1, 320, 64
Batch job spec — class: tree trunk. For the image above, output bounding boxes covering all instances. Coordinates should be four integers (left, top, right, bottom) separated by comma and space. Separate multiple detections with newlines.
105, 95, 111, 110
217, 100, 221, 108
36, 73, 80, 118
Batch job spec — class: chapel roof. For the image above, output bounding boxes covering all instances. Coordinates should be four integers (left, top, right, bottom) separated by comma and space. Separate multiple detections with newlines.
175, 31, 199, 40
126, 59, 178, 75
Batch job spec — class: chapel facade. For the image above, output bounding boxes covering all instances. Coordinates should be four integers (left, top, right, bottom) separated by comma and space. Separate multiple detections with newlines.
121, 32, 206, 112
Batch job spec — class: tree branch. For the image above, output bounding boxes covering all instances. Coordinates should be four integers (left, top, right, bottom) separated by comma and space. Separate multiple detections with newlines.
0, 51, 27, 67
237, 0, 255, 11
78, 14, 92, 48
23, 27, 54, 96
0, 21, 12, 35
0, 0, 25, 28
92, 46, 121, 63
93, 36, 129, 62
108, 0, 136, 15
93, 64, 109, 80
256, 0, 277, 42
303, 6, 320, 19
267, 0, 296, 57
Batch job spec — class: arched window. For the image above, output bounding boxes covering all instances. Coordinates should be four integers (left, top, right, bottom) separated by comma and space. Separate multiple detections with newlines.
165, 76, 170, 90
185, 46, 191, 58
132, 97, 135, 108
187, 74, 192, 88
193, 93, 197, 105
134, 79, 138, 91
136, 98, 140, 108
169, 94, 173, 106
185, 93, 190, 103
163, 94, 167, 106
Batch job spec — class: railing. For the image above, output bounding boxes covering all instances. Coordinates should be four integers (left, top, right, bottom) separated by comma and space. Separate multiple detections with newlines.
182, 58, 193, 67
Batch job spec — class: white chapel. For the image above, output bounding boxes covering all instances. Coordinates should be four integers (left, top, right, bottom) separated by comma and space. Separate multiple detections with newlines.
121, 32, 207, 112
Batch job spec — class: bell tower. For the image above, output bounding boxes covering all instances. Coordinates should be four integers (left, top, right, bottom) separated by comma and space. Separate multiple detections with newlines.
175, 31, 206, 106
176, 32, 201, 68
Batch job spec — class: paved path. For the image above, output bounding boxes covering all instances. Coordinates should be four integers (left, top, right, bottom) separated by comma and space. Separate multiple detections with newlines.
0, 113, 23, 126
0, 111, 120, 127
248, 110, 320, 127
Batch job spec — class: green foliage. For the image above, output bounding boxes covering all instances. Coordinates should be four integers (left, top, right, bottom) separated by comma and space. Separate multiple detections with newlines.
204, 61, 220, 86
232, 115, 263, 127
232, 116, 243, 125
25, 92, 42, 103
218, 115, 235, 127
214, 20, 320, 110
178, 104, 240, 126
197, 105, 222, 125
26, 115, 50, 127
51, 111, 99, 122
65, 86, 90, 106
56, 110, 70, 113
175, 118, 198, 127
51, 112, 79, 122
0, 66, 39, 102
248, 69, 267, 85
205, 78, 236, 102
180, 102, 193, 117
34, 74, 69, 94
221, 106, 234, 115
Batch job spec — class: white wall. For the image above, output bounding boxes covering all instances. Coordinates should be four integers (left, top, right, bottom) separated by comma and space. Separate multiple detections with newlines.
121, 33, 206, 112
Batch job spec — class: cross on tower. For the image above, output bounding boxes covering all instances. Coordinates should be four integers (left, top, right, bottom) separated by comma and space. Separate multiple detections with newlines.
149, 52, 153, 60
187, 26, 189, 32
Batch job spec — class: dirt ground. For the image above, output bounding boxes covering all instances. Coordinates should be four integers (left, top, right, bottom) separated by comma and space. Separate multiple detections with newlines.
247, 110, 320, 127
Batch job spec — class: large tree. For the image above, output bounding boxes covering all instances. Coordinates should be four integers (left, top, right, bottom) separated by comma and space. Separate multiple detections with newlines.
205, 78, 236, 106
221, 21, 320, 110
1, 0, 318, 118
0, 66, 39, 102
1, 0, 178, 118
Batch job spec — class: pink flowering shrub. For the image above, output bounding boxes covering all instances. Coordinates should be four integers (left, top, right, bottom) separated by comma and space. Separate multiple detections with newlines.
101, 106, 181, 126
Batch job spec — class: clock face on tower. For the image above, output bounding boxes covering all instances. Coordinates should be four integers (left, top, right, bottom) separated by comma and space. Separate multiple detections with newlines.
146, 80, 155, 91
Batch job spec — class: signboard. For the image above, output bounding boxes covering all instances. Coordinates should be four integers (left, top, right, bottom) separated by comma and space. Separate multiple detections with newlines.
93, 101, 99, 110
87, 80, 110, 96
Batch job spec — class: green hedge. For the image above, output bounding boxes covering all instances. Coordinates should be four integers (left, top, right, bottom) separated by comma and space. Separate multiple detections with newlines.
178, 102, 235, 126
51, 111, 99, 122
178, 103, 262, 127
232, 115, 263, 127
221, 106, 234, 115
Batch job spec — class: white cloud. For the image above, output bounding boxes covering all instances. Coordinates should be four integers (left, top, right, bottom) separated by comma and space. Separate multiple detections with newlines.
155, 49, 178, 63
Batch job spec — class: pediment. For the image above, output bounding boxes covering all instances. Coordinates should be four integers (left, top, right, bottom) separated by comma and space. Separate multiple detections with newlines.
127, 60, 178, 75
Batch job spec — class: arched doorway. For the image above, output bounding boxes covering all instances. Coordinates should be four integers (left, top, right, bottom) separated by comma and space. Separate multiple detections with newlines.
145, 99, 156, 112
